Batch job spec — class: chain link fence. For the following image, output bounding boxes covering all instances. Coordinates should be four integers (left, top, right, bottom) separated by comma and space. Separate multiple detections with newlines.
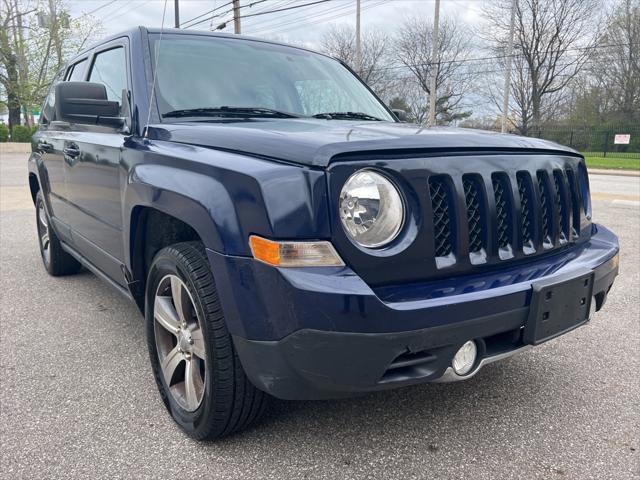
522, 125, 640, 159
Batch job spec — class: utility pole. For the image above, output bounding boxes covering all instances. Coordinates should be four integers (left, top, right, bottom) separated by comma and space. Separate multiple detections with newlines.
14, 0, 31, 126
174, 0, 180, 28
48, 0, 63, 68
501, 0, 517, 133
355, 0, 361, 72
428, 0, 440, 126
233, 0, 241, 34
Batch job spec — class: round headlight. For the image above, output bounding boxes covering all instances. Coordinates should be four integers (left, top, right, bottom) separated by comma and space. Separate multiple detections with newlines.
339, 170, 404, 248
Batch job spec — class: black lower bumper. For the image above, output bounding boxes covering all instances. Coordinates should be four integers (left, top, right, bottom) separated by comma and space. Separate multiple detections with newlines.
232, 251, 618, 400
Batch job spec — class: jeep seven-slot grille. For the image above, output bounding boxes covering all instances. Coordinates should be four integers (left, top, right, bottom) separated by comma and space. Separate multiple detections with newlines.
427, 166, 586, 267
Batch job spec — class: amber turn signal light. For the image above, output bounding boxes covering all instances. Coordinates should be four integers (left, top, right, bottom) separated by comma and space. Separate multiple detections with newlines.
249, 235, 345, 267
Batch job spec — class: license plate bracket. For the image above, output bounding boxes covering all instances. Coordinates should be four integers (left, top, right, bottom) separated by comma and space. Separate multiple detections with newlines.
523, 269, 595, 345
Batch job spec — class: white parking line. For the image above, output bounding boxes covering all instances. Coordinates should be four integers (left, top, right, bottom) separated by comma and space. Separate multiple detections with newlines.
612, 199, 640, 208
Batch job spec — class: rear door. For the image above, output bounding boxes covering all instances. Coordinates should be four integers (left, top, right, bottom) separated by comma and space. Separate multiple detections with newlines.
63, 39, 130, 284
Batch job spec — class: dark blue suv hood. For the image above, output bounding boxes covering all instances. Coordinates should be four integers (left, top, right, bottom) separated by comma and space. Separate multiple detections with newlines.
150, 119, 580, 167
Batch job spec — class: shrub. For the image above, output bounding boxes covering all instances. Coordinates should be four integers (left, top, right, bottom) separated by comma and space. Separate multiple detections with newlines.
0, 123, 9, 142
10, 125, 33, 143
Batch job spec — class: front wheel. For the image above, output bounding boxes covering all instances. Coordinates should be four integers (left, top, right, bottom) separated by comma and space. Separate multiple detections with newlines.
146, 241, 266, 440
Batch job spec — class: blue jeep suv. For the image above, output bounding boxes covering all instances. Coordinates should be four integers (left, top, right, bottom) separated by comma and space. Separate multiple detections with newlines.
29, 28, 619, 439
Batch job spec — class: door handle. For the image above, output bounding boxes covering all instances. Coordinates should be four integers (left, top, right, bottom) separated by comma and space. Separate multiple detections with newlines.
63, 145, 80, 158
37, 140, 53, 153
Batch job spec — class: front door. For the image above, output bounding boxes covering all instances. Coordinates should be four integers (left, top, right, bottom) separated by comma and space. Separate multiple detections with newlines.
63, 41, 130, 285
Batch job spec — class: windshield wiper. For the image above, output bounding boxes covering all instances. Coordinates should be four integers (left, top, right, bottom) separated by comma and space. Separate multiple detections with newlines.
163, 106, 299, 119
312, 111, 383, 121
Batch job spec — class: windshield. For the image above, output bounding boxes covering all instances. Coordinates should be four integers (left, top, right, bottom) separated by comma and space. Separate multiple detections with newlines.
149, 34, 395, 122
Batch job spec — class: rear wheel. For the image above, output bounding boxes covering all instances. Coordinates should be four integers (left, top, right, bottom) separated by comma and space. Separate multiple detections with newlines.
146, 241, 266, 440
35, 191, 81, 276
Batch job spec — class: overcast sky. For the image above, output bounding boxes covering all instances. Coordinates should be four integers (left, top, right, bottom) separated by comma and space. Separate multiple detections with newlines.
67, 0, 487, 49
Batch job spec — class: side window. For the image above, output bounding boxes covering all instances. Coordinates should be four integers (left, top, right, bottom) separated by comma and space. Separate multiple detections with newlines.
68, 59, 88, 81
88, 47, 127, 104
40, 70, 64, 124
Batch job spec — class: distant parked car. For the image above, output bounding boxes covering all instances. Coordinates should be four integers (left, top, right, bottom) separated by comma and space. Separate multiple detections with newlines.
29, 27, 619, 439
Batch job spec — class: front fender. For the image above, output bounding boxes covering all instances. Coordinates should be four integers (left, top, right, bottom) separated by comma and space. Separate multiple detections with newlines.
122, 140, 331, 268
27, 150, 50, 208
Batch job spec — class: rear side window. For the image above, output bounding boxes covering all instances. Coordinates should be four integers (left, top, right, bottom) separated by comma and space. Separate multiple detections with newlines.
67, 59, 88, 81
88, 47, 127, 104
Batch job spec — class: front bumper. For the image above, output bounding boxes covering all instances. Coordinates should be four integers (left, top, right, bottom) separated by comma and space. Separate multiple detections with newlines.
207, 225, 619, 400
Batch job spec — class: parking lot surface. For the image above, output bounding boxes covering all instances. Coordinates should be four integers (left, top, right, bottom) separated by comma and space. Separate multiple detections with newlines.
1, 153, 638, 479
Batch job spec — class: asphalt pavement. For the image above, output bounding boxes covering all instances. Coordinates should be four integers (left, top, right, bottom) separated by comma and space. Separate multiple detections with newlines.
1, 153, 638, 479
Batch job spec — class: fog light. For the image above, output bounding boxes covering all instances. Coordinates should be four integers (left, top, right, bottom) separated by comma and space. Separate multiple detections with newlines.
452, 340, 477, 376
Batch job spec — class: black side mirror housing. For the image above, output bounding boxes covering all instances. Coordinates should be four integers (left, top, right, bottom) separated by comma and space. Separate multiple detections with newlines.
55, 81, 124, 128
391, 109, 408, 122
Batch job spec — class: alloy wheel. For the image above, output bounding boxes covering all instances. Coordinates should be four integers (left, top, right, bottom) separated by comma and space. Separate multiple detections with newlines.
154, 274, 207, 412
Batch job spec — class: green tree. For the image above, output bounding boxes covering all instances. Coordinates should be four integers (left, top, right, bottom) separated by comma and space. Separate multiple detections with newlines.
0, 122, 9, 142
587, 0, 639, 123
10, 124, 31, 142
0, 0, 102, 129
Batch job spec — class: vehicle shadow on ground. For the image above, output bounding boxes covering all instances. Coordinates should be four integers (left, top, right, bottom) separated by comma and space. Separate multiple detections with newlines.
208, 355, 555, 450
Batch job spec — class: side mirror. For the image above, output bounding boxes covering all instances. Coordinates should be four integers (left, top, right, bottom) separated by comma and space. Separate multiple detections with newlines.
55, 81, 124, 128
391, 109, 408, 122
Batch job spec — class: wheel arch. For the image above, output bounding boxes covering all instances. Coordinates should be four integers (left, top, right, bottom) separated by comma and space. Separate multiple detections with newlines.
29, 172, 40, 205
128, 205, 208, 312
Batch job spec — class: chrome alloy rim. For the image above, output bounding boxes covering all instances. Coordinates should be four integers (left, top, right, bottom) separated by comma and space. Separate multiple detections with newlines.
154, 274, 207, 412
37, 202, 51, 265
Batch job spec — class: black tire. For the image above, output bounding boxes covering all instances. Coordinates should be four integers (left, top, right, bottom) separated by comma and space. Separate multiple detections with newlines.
35, 191, 81, 276
145, 241, 266, 440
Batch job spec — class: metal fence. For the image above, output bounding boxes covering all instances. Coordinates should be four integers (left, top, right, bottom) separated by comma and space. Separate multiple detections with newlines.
520, 125, 640, 159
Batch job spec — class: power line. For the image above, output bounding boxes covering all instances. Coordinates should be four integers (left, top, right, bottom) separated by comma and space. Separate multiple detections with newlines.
179, 1, 233, 28
241, 0, 331, 20
102, 0, 154, 24
371, 41, 640, 73
248, 2, 354, 34
240, 0, 303, 31
384, 58, 628, 80
244, 0, 341, 33
183, 0, 271, 29
81, 0, 118, 17
250, 0, 387, 37
200, 0, 333, 31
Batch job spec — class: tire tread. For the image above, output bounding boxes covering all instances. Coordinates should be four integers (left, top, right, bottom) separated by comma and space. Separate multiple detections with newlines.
150, 241, 266, 440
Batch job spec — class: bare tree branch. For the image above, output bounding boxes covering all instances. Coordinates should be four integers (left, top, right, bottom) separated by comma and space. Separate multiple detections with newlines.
483, 0, 602, 133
